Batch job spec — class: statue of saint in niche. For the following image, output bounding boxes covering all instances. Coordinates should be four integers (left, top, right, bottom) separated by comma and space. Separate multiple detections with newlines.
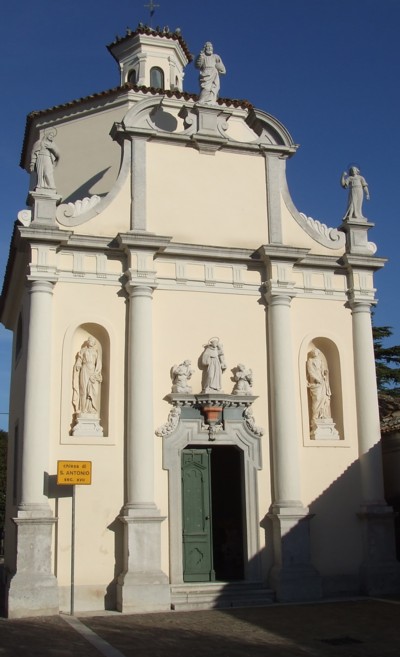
73, 336, 102, 416
306, 348, 332, 429
195, 41, 226, 104
30, 129, 60, 190
200, 337, 227, 393
341, 166, 369, 220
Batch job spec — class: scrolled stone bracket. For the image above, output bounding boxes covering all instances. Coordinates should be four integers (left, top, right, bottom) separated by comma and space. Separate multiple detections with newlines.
244, 406, 264, 437
155, 406, 182, 438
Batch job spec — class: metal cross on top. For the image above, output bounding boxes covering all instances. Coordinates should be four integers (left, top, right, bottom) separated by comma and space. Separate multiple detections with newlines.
144, 0, 160, 23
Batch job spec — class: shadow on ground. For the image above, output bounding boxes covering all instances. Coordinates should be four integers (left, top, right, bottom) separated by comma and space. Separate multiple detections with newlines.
1, 599, 400, 656
81, 599, 400, 657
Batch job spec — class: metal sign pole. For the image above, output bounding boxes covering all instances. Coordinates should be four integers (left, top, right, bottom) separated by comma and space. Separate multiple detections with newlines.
70, 485, 75, 616
56, 461, 92, 617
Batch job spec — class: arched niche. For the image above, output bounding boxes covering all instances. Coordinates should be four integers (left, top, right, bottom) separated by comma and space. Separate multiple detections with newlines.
300, 336, 345, 445
60, 321, 112, 442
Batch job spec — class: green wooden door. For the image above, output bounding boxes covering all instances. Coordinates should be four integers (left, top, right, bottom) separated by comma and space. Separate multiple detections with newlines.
182, 448, 215, 582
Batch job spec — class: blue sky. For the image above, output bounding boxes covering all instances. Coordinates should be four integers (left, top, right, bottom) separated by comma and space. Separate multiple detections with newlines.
0, 0, 399, 430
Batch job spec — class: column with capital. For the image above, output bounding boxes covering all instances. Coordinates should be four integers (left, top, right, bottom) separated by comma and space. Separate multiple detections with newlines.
350, 298, 400, 593
117, 275, 170, 613
8, 279, 59, 618
264, 281, 321, 602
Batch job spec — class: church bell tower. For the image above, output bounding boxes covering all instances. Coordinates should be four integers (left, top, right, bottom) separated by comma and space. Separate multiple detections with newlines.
107, 24, 192, 91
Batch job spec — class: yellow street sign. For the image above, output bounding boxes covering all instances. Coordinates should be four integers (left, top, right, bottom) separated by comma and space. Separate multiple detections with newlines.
57, 461, 92, 485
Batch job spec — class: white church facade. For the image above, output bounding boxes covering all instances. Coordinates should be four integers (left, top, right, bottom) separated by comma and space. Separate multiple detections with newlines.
1, 25, 399, 618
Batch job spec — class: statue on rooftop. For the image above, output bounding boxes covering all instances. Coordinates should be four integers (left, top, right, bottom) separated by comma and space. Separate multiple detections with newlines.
341, 166, 370, 221
30, 129, 60, 190
195, 41, 226, 104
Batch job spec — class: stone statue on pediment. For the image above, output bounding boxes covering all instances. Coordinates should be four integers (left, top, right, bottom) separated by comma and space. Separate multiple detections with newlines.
232, 364, 253, 395
341, 166, 369, 221
170, 360, 194, 393
195, 41, 226, 104
200, 337, 227, 393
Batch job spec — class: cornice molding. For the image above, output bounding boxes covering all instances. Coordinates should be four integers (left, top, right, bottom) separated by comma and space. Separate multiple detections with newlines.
162, 242, 259, 263
340, 254, 387, 271
18, 225, 71, 245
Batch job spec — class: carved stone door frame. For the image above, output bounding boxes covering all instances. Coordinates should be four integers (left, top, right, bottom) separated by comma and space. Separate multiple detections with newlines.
162, 413, 263, 585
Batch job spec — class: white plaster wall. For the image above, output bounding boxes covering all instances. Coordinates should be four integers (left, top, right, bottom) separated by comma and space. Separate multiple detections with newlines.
69, 173, 132, 236
44, 278, 277, 592
147, 143, 269, 248
49, 280, 125, 599
33, 104, 127, 202
152, 287, 272, 577
42, 274, 363, 591
280, 198, 345, 256
291, 296, 361, 576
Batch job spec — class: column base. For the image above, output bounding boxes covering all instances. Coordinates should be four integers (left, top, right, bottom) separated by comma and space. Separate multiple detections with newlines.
7, 572, 59, 619
358, 503, 400, 596
7, 509, 59, 618
116, 506, 170, 613
268, 504, 322, 602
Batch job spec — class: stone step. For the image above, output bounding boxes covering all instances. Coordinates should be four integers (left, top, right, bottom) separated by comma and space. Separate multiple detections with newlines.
170, 582, 275, 611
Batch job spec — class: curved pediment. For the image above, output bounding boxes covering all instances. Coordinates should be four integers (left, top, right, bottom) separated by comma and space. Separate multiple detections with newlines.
246, 108, 297, 150
115, 96, 298, 156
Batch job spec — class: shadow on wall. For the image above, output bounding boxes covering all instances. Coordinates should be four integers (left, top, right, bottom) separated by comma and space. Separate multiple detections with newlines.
214, 441, 399, 608
62, 168, 110, 204
104, 515, 124, 610
381, 430, 400, 559
1, 445, 398, 617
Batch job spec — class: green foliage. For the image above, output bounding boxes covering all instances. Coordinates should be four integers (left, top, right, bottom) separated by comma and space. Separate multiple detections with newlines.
373, 324, 400, 396
0, 430, 6, 528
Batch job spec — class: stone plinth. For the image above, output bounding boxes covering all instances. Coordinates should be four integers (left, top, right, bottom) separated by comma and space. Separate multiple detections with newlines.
268, 504, 322, 602
358, 503, 400, 595
311, 418, 339, 440
72, 414, 103, 437
339, 218, 376, 255
116, 507, 170, 613
29, 188, 62, 228
7, 509, 58, 618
